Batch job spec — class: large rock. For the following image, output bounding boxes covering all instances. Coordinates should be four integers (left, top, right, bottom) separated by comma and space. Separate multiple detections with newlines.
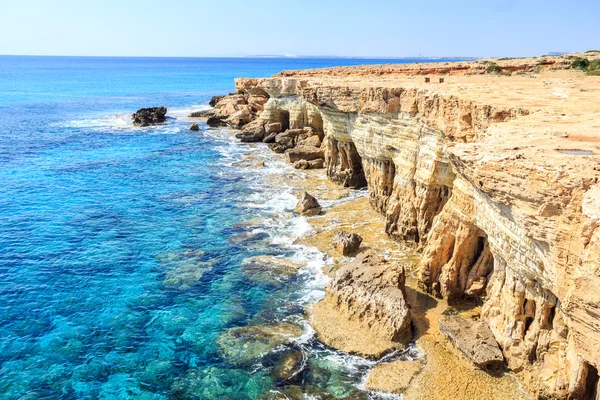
294, 191, 321, 216
226, 108, 253, 128
285, 146, 325, 163
132, 106, 167, 126
311, 252, 412, 358
438, 315, 504, 369
188, 123, 199, 131
332, 231, 363, 256
238, 119, 265, 142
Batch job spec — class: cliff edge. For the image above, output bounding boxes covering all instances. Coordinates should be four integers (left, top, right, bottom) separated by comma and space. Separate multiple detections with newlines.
207, 53, 600, 399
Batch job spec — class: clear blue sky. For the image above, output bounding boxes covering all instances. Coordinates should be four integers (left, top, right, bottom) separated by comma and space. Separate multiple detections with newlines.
0, 0, 598, 58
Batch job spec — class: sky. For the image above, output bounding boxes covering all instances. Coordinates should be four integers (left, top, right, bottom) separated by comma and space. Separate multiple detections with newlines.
0, 0, 598, 58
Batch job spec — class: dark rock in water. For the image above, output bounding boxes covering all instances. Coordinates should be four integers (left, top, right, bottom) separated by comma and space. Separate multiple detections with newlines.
273, 350, 306, 384
189, 109, 215, 118
188, 123, 200, 131
209, 95, 225, 107
132, 106, 167, 126
294, 191, 321, 216
438, 315, 504, 369
206, 116, 227, 127
332, 231, 363, 256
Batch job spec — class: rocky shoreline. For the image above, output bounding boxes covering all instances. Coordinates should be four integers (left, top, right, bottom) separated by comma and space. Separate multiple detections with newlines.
190, 52, 600, 399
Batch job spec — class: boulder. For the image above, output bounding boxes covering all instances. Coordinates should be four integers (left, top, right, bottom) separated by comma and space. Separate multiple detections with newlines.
285, 146, 325, 163
268, 143, 290, 153
132, 106, 167, 126
247, 95, 269, 113
293, 159, 324, 170
265, 122, 283, 135
332, 231, 363, 256
438, 315, 504, 369
239, 119, 265, 142
209, 95, 225, 107
226, 108, 253, 128
294, 191, 321, 216
311, 252, 412, 358
206, 116, 227, 127
296, 135, 322, 148
263, 132, 278, 144
188, 123, 199, 131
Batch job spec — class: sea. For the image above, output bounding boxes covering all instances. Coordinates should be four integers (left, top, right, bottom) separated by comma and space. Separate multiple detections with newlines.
0, 56, 461, 399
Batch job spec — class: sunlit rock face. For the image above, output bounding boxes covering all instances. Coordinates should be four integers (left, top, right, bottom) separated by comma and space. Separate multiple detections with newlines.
236, 74, 600, 398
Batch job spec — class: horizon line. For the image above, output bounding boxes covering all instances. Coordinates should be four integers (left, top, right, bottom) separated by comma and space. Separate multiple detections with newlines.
0, 54, 484, 60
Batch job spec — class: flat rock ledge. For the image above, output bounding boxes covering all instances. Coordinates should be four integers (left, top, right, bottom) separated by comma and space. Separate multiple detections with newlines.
311, 252, 411, 359
438, 315, 504, 369
364, 360, 422, 394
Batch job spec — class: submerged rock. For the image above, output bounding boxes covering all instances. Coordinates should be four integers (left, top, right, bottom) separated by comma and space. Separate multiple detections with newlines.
217, 323, 303, 367
132, 106, 167, 126
171, 366, 271, 399
164, 261, 214, 289
188, 123, 200, 131
364, 360, 422, 394
294, 191, 321, 216
438, 315, 504, 369
272, 350, 306, 384
311, 252, 412, 358
241, 255, 304, 286
332, 231, 362, 256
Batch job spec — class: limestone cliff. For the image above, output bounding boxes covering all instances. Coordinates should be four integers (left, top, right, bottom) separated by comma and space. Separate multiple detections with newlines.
230, 55, 600, 399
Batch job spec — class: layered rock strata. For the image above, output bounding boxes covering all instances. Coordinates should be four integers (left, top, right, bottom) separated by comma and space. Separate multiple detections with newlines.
210, 56, 600, 398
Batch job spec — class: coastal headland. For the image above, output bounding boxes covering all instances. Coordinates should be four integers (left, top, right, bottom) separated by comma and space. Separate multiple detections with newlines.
193, 52, 600, 399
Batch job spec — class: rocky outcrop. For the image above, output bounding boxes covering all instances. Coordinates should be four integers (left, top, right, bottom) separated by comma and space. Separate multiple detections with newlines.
311, 253, 411, 358
438, 315, 504, 369
294, 192, 321, 216
132, 106, 167, 126
223, 57, 600, 398
332, 231, 362, 256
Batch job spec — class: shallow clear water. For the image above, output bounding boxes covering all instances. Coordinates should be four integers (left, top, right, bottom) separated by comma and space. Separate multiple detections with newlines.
0, 56, 456, 399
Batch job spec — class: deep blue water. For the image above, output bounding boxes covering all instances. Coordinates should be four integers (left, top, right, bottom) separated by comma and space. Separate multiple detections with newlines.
0, 56, 452, 399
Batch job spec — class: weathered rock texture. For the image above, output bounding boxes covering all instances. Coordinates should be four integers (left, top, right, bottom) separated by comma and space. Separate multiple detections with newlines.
438, 315, 504, 369
132, 106, 167, 126
311, 252, 411, 358
230, 56, 600, 398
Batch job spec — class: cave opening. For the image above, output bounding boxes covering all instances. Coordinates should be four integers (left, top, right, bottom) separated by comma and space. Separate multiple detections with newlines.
585, 363, 599, 400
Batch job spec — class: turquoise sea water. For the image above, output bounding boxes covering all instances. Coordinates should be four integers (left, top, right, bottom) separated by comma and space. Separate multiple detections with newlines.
0, 56, 455, 399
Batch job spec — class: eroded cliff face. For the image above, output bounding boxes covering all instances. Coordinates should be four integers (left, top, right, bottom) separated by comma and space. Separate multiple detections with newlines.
234, 71, 600, 398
